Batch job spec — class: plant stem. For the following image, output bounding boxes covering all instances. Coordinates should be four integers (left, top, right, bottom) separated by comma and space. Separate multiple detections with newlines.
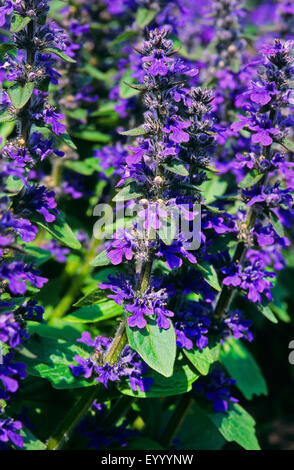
46, 386, 98, 450
159, 395, 194, 448
49, 236, 100, 321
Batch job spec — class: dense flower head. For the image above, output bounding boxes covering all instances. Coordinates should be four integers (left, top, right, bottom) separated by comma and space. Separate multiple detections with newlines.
69, 333, 153, 392
193, 367, 238, 412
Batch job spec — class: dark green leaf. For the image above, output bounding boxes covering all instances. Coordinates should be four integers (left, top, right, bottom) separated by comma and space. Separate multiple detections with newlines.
58, 132, 77, 150
20, 427, 46, 450
73, 285, 109, 307
31, 212, 81, 250
126, 318, 176, 378
196, 262, 221, 291
66, 300, 123, 323
220, 338, 267, 400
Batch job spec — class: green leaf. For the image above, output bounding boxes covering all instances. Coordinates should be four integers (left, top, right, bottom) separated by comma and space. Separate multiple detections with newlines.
270, 210, 284, 237
0, 110, 15, 123
64, 157, 98, 176
90, 250, 111, 267
111, 30, 138, 47
65, 300, 123, 323
206, 403, 261, 450
196, 262, 221, 291
20, 427, 46, 450
71, 129, 110, 143
136, 8, 157, 28
259, 304, 278, 323
126, 318, 176, 378
5, 175, 24, 193
282, 138, 294, 153
162, 160, 189, 176
73, 285, 110, 307
119, 127, 147, 137
10, 14, 31, 33
176, 405, 225, 450
220, 338, 267, 400
238, 171, 264, 189
125, 437, 164, 450
17, 335, 97, 389
183, 343, 220, 376
7, 81, 34, 109
58, 132, 77, 150
158, 216, 177, 246
118, 356, 199, 397
119, 69, 140, 99
23, 246, 52, 267
31, 212, 81, 250
113, 183, 143, 202
201, 176, 228, 204
42, 46, 76, 63
0, 42, 17, 59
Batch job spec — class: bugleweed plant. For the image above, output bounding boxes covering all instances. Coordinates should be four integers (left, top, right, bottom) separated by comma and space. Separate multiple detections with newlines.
0, 0, 293, 452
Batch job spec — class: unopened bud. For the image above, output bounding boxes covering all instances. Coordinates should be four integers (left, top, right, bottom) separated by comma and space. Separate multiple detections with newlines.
139, 198, 149, 208
228, 44, 237, 54
154, 176, 163, 185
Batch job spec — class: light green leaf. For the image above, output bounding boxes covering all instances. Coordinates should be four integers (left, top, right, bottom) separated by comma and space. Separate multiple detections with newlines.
119, 69, 140, 99
71, 129, 110, 143
58, 132, 77, 150
90, 250, 111, 267
126, 318, 176, 378
119, 127, 147, 137
7, 81, 34, 109
162, 160, 189, 176
43, 46, 76, 63
118, 356, 199, 397
206, 403, 261, 450
111, 30, 138, 47
238, 171, 263, 189
17, 335, 97, 389
10, 14, 31, 33
113, 183, 143, 202
73, 285, 110, 307
136, 8, 157, 28
183, 343, 220, 376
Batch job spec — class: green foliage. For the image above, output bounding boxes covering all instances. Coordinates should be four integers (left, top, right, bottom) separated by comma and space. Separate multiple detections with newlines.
183, 343, 220, 376
127, 319, 177, 378
30, 212, 81, 250
220, 338, 268, 400
119, 357, 199, 397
